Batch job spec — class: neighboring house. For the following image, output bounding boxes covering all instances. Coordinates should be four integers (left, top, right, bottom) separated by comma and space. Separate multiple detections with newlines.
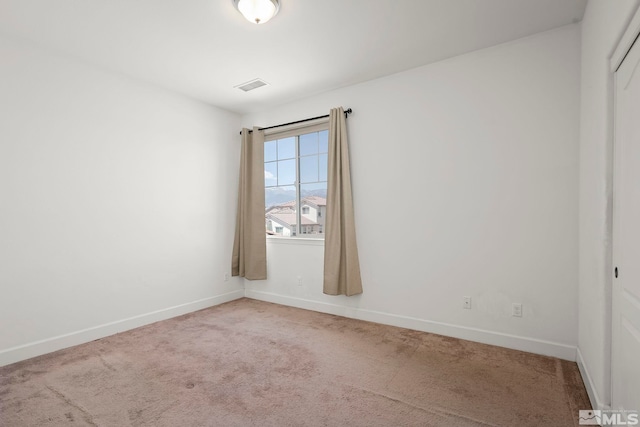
266, 196, 326, 236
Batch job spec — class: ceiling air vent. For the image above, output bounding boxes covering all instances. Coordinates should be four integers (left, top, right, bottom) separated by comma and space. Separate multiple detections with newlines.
235, 78, 269, 92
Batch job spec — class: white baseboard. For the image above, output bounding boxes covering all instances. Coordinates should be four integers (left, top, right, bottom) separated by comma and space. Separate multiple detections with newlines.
0, 290, 244, 367
576, 347, 610, 410
1, 288, 578, 368
245, 290, 577, 361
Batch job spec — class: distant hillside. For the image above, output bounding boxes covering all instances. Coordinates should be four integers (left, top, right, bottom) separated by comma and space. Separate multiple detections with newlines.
266, 187, 327, 208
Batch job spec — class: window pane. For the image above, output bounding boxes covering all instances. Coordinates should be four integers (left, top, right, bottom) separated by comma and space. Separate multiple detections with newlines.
265, 185, 296, 237
264, 140, 277, 162
319, 130, 329, 153
319, 153, 328, 182
264, 129, 328, 239
300, 183, 327, 239
264, 161, 278, 187
277, 159, 295, 185
277, 137, 295, 159
299, 132, 318, 156
300, 155, 318, 183
265, 185, 295, 209
300, 182, 327, 199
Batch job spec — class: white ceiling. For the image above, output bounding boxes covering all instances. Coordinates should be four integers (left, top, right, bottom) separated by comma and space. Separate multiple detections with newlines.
0, 0, 586, 114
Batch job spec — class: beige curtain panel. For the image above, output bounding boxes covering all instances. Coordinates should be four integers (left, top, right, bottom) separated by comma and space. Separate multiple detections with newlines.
232, 127, 267, 280
323, 107, 363, 296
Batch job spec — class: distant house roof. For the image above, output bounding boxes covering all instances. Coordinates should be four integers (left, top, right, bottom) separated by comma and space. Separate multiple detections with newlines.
266, 201, 294, 214
277, 200, 297, 208
267, 207, 295, 215
302, 196, 326, 207
267, 213, 317, 228
266, 196, 326, 213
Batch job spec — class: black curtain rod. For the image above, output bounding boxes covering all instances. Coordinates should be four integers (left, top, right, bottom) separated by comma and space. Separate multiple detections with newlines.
239, 108, 352, 135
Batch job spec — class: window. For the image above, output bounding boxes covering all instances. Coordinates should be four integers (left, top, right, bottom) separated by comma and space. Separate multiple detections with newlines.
264, 127, 328, 238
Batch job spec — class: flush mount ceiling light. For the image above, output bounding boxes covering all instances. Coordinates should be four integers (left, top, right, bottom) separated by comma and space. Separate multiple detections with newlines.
232, 0, 280, 24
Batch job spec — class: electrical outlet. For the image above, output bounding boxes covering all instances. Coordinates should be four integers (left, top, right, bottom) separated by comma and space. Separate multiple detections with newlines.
224, 272, 229, 282
297, 276, 303, 286
463, 296, 472, 309
512, 303, 522, 317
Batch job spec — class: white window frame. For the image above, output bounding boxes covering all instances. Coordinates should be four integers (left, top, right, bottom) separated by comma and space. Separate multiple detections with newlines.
264, 119, 329, 240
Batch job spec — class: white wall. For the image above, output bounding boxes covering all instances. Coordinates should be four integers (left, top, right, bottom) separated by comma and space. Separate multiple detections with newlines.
243, 25, 581, 360
0, 35, 243, 366
578, 0, 640, 410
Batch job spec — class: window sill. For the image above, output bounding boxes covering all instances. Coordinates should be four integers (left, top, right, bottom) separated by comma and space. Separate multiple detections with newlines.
266, 236, 324, 246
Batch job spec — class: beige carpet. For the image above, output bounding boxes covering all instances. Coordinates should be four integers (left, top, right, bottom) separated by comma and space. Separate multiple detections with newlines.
1, 298, 590, 426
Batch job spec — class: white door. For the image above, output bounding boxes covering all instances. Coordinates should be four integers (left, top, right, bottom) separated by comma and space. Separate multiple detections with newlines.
612, 34, 640, 415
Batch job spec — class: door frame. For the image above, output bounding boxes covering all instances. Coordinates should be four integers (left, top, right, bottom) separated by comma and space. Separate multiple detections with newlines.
610, 3, 640, 413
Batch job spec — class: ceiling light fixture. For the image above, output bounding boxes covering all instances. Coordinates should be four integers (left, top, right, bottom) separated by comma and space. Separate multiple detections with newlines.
232, 0, 280, 24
